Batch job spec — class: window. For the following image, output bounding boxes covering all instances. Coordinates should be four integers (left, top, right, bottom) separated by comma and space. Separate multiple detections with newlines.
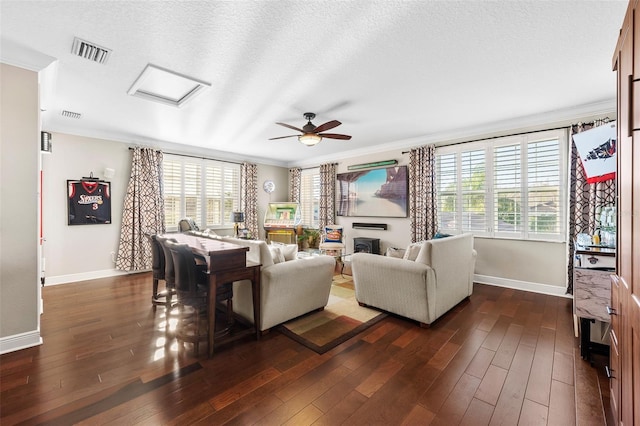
436, 129, 566, 241
300, 168, 320, 228
162, 154, 240, 230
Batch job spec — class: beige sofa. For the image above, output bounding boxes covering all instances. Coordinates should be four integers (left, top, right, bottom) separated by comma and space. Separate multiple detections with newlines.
193, 231, 335, 331
351, 233, 476, 327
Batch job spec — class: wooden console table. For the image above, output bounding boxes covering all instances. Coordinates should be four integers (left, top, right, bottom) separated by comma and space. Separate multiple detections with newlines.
168, 233, 261, 357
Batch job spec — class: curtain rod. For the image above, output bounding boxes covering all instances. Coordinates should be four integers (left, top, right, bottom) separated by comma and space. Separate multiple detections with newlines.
292, 162, 338, 171
400, 118, 612, 154
401, 125, 569, 154
128, 147, 242, 165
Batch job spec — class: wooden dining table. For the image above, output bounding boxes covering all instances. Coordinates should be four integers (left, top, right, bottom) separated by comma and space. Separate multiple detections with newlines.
167, 233, 261, 357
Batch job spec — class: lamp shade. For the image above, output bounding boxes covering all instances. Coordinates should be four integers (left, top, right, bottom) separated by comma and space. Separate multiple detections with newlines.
231, 211, 245, 223
298, 133, 322, 146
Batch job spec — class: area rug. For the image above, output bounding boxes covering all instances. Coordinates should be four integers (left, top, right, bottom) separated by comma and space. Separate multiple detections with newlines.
277, 275, 386, 354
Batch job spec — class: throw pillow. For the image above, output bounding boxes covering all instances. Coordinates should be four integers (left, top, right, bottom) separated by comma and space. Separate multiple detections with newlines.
324, 227, 343, 243
271, 242, 298, 261
434, 232, 451, 239
268, 245, 285, 264
414, 242, 432, 266
403, 242, 423, 261
385, 247, 406, 258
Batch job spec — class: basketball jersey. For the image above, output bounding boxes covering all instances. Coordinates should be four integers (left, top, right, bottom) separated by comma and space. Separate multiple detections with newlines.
68, 180, 111, 224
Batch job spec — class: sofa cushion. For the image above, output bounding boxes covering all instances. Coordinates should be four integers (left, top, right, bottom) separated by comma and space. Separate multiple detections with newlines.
414, 241, 432, 266
434, 232, 452, 239
219, 237, 274, 268
403, 241, 423, 261
269, 245, 285, 264
385, 247, 406, 258
271, 242, 298, 261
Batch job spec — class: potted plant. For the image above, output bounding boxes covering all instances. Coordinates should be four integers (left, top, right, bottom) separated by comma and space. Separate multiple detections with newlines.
297, 228, 321, 250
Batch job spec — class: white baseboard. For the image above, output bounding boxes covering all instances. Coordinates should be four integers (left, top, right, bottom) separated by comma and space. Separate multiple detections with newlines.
44, 269, 132, 286
474, 274, 572, 299
0, 330, 42, 354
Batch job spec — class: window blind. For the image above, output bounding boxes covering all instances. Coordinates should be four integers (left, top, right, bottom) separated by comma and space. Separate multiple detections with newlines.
435, 129, 566, 241
162, 154, 240, 230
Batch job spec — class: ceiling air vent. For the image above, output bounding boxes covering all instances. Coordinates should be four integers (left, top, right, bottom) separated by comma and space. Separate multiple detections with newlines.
71, 37, 111, 64
62, 110, 82, 119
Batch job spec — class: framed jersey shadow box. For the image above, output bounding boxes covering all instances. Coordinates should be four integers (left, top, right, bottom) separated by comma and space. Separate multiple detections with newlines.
67, 179, 112, 225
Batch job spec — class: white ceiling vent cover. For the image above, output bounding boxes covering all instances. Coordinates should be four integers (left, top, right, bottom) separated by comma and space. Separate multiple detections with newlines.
127, 64, 211, 108
71, 37, 111, 64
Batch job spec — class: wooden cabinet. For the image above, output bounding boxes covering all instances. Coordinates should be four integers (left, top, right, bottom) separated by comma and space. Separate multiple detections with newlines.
611, 2, 640, 424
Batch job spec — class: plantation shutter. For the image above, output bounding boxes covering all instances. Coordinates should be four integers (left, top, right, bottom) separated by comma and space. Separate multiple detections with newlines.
527, 137, 561, 236
205, 165, 223, 225
494, 143, 522, 235
436, 153, 457, 233
163, 158, 182, 228
300, 169, 320, 228
222, 166, 240, 225
460, 149, 486, 233
161, 154, 241, 231
183, 161, 202, 226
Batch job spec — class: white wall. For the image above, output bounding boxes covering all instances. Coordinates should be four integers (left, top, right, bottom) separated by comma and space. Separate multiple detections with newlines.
41, 133, 289, 283
41, 133, 131, 283
0, 63, 41, 350
255, 165, 289, 240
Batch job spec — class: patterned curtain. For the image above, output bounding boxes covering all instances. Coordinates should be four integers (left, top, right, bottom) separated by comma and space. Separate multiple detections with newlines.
567, 119, 616, 294
409, 144, 438, 242
241, 162, 259, 238
289, 167, 301, 202
319, 163, 337, 229
115, 147, 165, 271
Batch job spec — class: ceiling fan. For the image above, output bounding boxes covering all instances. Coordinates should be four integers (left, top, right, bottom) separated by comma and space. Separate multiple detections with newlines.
269, 112, 352, 146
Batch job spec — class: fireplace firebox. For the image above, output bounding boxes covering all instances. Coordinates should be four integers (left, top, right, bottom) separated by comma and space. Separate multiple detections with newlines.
353, 237, 380, 255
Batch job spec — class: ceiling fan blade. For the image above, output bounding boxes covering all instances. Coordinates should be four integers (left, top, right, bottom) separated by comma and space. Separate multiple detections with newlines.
268, 135, 299, 140
313, 120, 341, 133
318, 133, 351, 140
275, 122, 304, 133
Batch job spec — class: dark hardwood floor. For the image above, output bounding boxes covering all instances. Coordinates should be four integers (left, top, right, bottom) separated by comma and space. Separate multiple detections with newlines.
1, 273, 611, 425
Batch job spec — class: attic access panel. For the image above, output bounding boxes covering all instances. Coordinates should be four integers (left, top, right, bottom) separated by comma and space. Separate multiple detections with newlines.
127, 64, 210, 108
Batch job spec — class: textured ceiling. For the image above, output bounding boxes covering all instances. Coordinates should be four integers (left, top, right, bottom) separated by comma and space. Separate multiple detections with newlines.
0, 1, 627, 167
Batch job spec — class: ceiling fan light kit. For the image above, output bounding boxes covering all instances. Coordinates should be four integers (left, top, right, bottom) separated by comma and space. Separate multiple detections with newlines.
270, 112, 352, 146
298, 133, 322, 146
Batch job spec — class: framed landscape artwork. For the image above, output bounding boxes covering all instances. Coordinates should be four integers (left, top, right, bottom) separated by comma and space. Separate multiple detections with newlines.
337, 165, 408, 217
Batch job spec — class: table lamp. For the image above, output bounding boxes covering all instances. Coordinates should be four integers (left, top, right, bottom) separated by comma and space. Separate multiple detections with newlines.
231, 211, 245, 238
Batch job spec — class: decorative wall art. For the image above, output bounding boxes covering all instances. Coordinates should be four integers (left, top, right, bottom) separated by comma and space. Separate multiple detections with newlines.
67, 177, 112, 225
572, 121, 617, 183
337, 165, 408, 217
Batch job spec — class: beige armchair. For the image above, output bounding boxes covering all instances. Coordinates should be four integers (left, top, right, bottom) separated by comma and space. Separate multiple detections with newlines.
351, 233, 476, 327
